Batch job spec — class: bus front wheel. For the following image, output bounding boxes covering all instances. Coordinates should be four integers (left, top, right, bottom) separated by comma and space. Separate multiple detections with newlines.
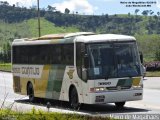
115, 102, 125, 108
69, 87, 79, 109
27, 83, 35, 102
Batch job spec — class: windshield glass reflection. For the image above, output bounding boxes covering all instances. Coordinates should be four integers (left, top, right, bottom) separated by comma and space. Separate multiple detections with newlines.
87, 42, 142, 79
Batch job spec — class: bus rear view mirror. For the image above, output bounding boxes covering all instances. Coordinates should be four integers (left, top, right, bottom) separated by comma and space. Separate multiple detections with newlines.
139, 52, 143, 64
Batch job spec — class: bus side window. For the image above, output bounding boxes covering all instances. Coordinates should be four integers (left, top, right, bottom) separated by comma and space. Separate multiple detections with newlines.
62, 44, 74, 65
13, 46, 28, 64
12, 46, 18, 64
50, 45, 62, 64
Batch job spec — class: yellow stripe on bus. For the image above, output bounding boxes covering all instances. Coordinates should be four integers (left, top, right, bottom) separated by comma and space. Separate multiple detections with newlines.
34, 65, 51, 98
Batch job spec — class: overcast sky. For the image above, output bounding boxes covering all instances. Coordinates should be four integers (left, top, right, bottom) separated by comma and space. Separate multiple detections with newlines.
3, 0, 160, 15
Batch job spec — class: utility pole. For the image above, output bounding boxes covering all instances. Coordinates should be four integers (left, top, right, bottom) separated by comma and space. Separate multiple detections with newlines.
37, 0, 41, 37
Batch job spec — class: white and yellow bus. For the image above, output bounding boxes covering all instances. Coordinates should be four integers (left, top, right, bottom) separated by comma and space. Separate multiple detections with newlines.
12, 32, 143, 109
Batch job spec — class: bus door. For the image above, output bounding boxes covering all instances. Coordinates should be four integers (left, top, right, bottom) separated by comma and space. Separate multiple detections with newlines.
76, 42, 88, 103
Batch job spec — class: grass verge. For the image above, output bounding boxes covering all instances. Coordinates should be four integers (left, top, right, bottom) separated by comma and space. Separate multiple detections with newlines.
145, 71, 160, 77
0, 63, 11, 72
0, 108, 113, 120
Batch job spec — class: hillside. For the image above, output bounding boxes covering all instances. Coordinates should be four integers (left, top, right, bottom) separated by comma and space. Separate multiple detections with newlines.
0, 18, 79, 45
0, 2, 160, 63
0, 2, 160, 35
26, 18, 79, 37
0, 17, 160, 62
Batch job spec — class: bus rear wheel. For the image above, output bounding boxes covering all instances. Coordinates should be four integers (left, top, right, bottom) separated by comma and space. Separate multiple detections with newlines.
115, 102, 125, 108
27, 83, 35, 102
69, 87, 79, 109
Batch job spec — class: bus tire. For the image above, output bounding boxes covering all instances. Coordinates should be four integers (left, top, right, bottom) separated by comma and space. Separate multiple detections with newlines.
27, 83, 35, 103
69, 87, 79, 109
115, 102, 125, 108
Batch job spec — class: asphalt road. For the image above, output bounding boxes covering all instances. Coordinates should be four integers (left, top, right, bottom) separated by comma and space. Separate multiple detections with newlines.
0, 71, 160, 117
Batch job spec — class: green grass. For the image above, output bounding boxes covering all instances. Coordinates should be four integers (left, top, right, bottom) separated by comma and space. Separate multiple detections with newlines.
26, 18, 80, 37
146, 71, 160, 77
0, 18, 80, 46
0, 63, 11, 72
0, 108, 113, 120
135, 34, 160, 62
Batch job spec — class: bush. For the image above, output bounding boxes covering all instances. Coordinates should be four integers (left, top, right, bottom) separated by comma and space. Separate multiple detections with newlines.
144, 61, 160, 71
0, 108, 113, 120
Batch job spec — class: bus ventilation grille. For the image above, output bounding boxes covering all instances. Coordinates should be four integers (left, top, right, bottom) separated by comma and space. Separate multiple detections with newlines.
106, 86, 131, 91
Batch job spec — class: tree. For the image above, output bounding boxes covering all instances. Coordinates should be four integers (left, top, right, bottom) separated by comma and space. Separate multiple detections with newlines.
128, 12, 131, 17
65, 8, 70, 14
135, 9, 139, 15
142, 10, 149, 16
47, 5, 56, 12
0, 42, 11, 62
12, 4, 15, 7
155, 45, 160, 60
149, 10, 154, 16
154, 15, 158, 20
0, 1, 9, 6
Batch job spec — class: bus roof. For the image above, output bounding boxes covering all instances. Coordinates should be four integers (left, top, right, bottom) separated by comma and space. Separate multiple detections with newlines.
75, 34, 136, 43
37, 32, 95, 40
12, 33, 136, 46
12, 32, 95, 46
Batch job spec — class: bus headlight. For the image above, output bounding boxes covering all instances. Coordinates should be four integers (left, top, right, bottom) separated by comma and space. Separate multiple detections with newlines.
90, 87, 106, 92
132, 84, 143, 89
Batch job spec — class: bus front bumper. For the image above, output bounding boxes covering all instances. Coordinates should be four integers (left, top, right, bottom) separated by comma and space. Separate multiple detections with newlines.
88, 89, 143, 104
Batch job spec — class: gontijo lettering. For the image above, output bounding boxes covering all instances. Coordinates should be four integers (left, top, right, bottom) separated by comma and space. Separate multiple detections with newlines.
21, 67, 39, 75
12, 65, 43, 78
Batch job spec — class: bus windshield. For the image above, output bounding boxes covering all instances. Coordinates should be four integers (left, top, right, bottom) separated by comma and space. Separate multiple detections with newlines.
87, 42, 142, 79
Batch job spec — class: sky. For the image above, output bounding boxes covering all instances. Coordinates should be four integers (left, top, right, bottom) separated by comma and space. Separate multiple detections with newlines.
2, 0, 160, 15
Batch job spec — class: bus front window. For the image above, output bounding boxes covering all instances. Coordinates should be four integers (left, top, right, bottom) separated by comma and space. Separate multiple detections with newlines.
114, 43, 141, 77
87, 43, 116, 79
87, 42, 142, 80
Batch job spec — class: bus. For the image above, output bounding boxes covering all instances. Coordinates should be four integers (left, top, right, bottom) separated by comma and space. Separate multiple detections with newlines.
12, 32, 143, 109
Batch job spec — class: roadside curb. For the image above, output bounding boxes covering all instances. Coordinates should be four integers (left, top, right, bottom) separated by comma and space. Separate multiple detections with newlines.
0, 70, 11, 73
